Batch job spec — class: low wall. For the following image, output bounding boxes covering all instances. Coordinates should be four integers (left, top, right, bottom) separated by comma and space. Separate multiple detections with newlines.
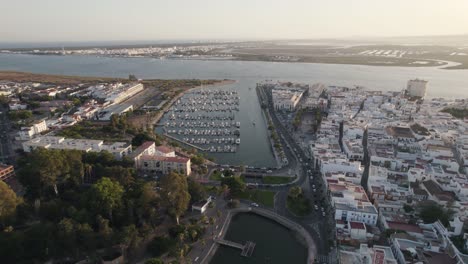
201, 207, 317, 264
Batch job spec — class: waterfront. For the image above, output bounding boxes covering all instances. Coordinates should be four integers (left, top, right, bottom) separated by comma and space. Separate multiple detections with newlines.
155, 85, 277, 166
1, 54, 467, 166
210, 213, 308, 264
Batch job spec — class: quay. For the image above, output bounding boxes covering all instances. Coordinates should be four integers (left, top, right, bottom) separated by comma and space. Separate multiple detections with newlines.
163, 133, 209, 151
214, 238, 256, 257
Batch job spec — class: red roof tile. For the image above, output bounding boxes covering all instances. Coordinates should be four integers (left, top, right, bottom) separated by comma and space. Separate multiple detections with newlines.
349, 221, 366, 230
156, 146, 174, 154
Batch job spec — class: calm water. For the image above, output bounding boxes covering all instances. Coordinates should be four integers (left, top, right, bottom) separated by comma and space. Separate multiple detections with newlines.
210, 213, 307, 264
1, 54, 467, 166
156, 81, 275, 166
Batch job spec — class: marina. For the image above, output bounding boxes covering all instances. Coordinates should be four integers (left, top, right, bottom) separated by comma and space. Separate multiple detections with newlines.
161, 88, 242, 153
6, 54, 468, 166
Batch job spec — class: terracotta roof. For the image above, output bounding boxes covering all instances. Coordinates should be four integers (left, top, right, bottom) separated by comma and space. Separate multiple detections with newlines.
373, 249, 385, 264
132, 141, 155, 156
156, 146, 174, 154
349, 221, 366, 230
0, 163, 14, 170
336, 220, 346, 225
387, 221, 423, 234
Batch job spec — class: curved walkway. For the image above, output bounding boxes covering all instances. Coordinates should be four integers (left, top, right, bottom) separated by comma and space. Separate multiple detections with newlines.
202, 206, 317, 264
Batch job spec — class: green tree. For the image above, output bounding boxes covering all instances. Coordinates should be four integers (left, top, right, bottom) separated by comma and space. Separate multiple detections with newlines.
220, 176, 245, 197
160, 172, 191, 225
145, 258, 164, 264
57, 218, 77, 256
419, 203, 454, 227
8, 110, 32, 120
120, 224, 141, 253
0, 181, 22, 227
190, 229, 198, 241
191, 155, 205, 166
288, 186, 302, 200
110, 114, 119, 129
89, 177, 124, 220
97, 215, 113, 246
132, 133, 154, 146
133, 181, 159, 214
76, 223, 96, 252
0, 95, 10, 106
403, 204, 414, 213
147, 236, 176, 257
188, 178, 206, 203
18, 148, 68, 197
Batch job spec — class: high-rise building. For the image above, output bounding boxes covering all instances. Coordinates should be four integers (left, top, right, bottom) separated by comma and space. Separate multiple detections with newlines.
406, 79, 428, 98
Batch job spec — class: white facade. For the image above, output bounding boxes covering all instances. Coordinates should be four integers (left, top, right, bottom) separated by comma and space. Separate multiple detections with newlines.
272, 87, 304, 111
22, 136, 132, 159
140, 155, 191, 176
335, 202, 379, 226
131, 142, 191, 176
18, 120, 48, 140
87, 83, 144, 105
321, 159, 364, 175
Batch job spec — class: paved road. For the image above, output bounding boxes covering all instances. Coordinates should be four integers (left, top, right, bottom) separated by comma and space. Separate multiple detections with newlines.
194, 86, 337, 263
186, 196, 229, 264
258, 85, 336, 259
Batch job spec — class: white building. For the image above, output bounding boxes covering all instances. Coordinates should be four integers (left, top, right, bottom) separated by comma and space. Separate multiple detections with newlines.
339, 244, 397, 264
271, 87, 304, 111
191, 197, 212, 213
329, 182, 379, 226
18, 120, 48, 140
130, 141, 191, 176
406, 79, 428, 98
87, 83, 144, 105
98, 104, 133, 121
22, 136, 132, 159
139, 155, 191, 176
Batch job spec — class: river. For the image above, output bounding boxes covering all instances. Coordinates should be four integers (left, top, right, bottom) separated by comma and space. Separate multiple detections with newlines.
0, 54, 467, 166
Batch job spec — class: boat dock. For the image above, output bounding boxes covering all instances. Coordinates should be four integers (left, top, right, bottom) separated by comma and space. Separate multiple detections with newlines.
214, 239, 256, 257
163, 133, 209, 151
159, 88, 241, 153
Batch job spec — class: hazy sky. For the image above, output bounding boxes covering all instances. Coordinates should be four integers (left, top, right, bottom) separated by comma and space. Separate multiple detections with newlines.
2, 0, 468, 42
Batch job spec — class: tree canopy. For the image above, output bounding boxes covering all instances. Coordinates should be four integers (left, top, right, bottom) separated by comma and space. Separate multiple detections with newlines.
160, 172, 191, 225
4, 148, 166, 263
419, 203, 455, 227
0, 181, 22, 227
88, 177, 124, 220
188, 178, 207, 203
220, 176, 246, 197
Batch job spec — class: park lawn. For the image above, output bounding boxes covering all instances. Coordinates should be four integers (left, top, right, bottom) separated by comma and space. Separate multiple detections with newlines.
286, 196, 311, 217
262, 176, 294, 184
209, 171, 223, 181
238, 189, 276, 207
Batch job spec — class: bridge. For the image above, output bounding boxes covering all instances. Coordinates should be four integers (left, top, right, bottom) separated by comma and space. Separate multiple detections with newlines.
214, 239, 256, 257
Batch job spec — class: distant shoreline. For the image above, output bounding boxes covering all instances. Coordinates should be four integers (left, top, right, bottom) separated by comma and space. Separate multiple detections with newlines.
0, 71, 233, 85
2, 48, 467, 70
